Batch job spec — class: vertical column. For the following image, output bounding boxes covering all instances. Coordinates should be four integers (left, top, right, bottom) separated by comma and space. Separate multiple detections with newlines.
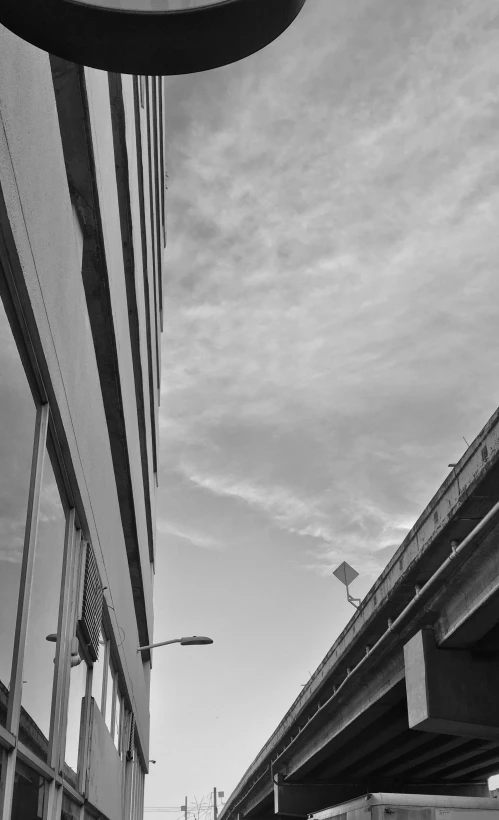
0, 403, 49, 820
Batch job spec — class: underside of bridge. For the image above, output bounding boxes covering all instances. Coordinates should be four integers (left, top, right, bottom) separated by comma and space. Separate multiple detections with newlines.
240, 619, 499, 820
221, 410, 499, 820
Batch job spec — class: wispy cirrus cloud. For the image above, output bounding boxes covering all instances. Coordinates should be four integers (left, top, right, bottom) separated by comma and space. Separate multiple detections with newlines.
175, 459, 412, 577
177, 461, 329, 536
157, 517, 223, 552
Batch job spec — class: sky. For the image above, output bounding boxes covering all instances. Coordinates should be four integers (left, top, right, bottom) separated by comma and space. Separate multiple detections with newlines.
145, 0, 499, 812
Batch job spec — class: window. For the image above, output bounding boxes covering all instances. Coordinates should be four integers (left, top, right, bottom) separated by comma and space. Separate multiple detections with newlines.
0, 297, 36, 728
10, 759, 46, 820
115, 687, 123, 754
126, 742, 146, 820
128, 750, 136, 820
134, 759, 145, 820
91, 620, 122, 747
65, 656, 88, 783
104, 656, 115, 735
129, 745, 141, 820
91, 627, 106, 711
20, 449, 66, 761
64, 535, 90, 786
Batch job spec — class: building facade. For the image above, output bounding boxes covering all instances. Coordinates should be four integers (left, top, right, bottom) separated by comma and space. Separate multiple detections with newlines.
0, 23, 164, 820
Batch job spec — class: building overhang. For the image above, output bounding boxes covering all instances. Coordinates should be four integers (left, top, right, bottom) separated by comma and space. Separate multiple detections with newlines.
0, 0, 307, 75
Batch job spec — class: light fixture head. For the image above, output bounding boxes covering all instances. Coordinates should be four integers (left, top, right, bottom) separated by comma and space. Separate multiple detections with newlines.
180, 636, 213, 646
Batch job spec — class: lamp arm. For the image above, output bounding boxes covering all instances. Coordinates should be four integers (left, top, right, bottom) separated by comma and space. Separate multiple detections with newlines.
137, 638, 181, 652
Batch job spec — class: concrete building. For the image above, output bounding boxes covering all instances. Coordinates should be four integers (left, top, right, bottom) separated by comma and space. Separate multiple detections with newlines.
0, 23, 164, 820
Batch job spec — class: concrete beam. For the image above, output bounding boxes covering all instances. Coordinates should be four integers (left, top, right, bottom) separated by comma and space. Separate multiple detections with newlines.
404, 629, 499, 739
286, 655, 405, 779
436, 521, 499, 648
383, 737, 468, 779
273, 774, 489, 819
273, 775, 361, 818
412, 741, 496, 780
319, 709, 411, 778
352, 732, 444, 779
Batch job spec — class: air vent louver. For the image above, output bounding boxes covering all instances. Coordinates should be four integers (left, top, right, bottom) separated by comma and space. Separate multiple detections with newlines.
78, 543, 103, 662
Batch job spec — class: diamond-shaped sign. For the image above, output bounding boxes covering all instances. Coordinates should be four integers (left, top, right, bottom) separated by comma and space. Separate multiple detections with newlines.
333, 561, 359, 587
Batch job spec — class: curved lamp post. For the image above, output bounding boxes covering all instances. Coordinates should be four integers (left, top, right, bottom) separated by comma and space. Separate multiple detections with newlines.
138, 635, 213, 653
0, 0, 308, 76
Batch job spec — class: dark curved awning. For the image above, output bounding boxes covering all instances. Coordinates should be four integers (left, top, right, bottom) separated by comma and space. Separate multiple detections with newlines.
0, 0, 307, 75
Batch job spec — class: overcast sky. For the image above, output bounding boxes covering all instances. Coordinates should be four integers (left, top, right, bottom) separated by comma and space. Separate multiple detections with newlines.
145, 0, 499, 812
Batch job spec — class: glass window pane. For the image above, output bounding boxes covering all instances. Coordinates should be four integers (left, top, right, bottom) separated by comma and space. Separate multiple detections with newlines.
104, 660, 114, 735
11, 758, 46, 820
129, 751, 136, 820
64, 656, 88, 784
115, 688, 122, 753
0, 296, 36, 727
20, 452, 66, 761
134, 757, 140, 820
91, 628, 106, 711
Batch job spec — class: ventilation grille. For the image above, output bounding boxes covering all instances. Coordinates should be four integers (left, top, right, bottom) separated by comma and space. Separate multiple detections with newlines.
78, 544, 103, 662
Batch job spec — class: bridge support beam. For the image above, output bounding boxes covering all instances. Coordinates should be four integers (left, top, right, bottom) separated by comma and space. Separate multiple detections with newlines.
404, 629, 499, 739
273, 775, 489, 818
273, 773, 361, 817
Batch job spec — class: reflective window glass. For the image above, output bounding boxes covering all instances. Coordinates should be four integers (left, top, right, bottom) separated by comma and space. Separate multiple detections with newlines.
64, 656, 88, 784
11, 758, 46, 820
91, 628, 106, 711
136, 761, 144, 819
104, 659, 115, 735
0, 296, 36, 727
128, 749, 136, 820
20, 452, 66, 760
115, 688, 122, 753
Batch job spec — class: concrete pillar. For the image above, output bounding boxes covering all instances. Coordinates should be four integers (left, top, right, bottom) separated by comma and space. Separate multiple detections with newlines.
404, 629, 499, 739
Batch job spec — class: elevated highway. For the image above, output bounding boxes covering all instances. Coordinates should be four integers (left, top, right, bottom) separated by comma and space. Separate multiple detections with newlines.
220, 408, 499, 820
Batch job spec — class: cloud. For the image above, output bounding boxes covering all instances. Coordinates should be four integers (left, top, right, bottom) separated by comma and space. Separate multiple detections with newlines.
177, 461, 329, 535
175, 460, 412, 578
157, 517, 223, 551
0, 517, 25, 563
158, 0, 499, 585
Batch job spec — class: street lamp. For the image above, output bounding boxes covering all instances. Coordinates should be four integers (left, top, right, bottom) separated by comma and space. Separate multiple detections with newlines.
137, 636, 213, 653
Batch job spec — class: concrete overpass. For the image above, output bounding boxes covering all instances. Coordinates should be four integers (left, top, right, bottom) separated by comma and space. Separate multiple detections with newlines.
220, 408, 499, 820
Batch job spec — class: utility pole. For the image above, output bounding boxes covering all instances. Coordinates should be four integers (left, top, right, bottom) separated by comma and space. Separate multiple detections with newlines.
181, 797, 188, 820
213, 788, 218, 820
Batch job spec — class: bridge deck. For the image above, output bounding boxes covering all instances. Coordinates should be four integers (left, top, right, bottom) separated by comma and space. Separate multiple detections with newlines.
220, 407, 499, 820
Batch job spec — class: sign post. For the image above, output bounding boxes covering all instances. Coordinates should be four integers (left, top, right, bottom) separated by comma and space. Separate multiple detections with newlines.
333, 561, 361, 609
